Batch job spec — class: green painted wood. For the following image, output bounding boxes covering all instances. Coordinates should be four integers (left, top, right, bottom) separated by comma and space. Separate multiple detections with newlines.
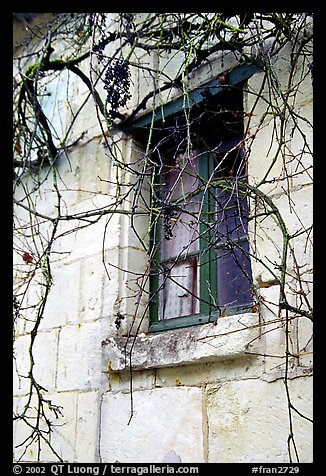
148, 303, 253, 333
148, 164, 162, 326
198, 151, 218, 317
149, 311, 219, 333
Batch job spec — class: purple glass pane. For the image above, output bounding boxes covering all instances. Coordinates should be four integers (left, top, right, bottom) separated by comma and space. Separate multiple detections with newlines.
216, 241, 252, 308
215, 185, 249, 243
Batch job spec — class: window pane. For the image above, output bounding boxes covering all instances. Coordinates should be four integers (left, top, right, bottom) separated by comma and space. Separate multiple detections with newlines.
215, 185, 249, 243
160, 208, 199, 260
216, 241, 252, 308
159, 257, 200, 320
162, 151, 199, 201
160, 150, 200, 260
158, 151, 201, 321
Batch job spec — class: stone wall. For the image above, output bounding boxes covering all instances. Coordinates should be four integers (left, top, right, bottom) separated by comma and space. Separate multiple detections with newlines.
13, 14, 313, 464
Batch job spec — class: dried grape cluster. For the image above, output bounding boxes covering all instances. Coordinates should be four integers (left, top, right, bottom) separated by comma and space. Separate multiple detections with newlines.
162, 202, 177, 240
103, 59, 132, 119
114, 311, 125, 330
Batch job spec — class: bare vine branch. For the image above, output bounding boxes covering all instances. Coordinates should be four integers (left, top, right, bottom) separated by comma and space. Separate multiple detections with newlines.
13, 13, 313, 462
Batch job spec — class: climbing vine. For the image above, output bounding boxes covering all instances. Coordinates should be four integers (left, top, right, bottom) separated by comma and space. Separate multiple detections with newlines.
13, 13, 313, 463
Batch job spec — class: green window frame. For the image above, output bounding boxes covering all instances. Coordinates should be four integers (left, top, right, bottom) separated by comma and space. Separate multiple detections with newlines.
149, 147, 219, 332
149, 145, 253, 333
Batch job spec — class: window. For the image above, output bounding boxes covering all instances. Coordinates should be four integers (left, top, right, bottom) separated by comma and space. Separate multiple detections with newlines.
122, 63, 260, 332
148, 88, 253, 332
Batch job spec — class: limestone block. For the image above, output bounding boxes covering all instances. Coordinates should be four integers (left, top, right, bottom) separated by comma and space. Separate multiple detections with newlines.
50, 218, 81, 261
274, 186, 312, 237
287, 98, 313, 190
13, 329, 59, 396
13, 334, 32, 396
48, 69, 97, 143
293, 55, 313, 105
257, 274, 313, 377
104, 368, 155, 394
52, 154, 81, 208
119, 211, 150, 251
40, 260, 81, 330
39, 69, 71, 141
283, 270, 313, 323
245, 61, 312, 197
13, 272, 44, 336
65, 89, 102, 142
249, 187, 312, 301
273, 187, 313, 271
289, 150, 313, 190
155, 355, 264, 389
13, 397, 29, 460
33, 179, 66, 218
75, 391, 101, 462
247, 123, 286, 196
56, 319, 108, 391
52, 207, 121, 267
13, 310, 26, 337
206, 377, 313, 463
101, 249, 121, 322
78, 253, 105, 322
297, 314, 313, 367
100, 387, 205, 463
103, 313, 262, 372
13, 390, 77, 462
256, 285, 295, 375
14, 390, 101, 463
117, 247, 149, 320
296, 272, 313, 314
32, 329, 59, 393
130, 50, 156, 111
161, 451, 182, 463
248, 211, 284, 284
14, 168, 61, 220
67, 200, 121, 261
43, 391, 78, 462
13, 199, 29, 241
13, 394, 57, 462
74, 141, 112, 196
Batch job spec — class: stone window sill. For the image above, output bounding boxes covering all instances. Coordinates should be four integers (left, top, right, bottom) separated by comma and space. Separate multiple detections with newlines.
102, 312, 261, 372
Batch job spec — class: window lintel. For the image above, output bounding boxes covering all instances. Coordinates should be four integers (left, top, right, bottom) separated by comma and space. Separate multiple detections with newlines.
120, 61, 262, 141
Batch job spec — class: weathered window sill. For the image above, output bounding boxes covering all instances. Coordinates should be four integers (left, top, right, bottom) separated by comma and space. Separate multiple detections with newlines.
102, 312, 261, 372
